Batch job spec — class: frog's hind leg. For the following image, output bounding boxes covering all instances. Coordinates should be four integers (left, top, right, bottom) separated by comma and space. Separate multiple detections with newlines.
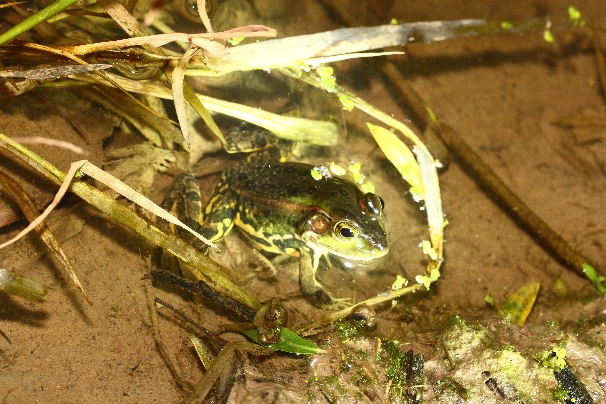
161, 172, 203, 232
160, 172, 235, 250
160, 172, 206, 245
158, 172, 206, 278
199, 179, 237, 246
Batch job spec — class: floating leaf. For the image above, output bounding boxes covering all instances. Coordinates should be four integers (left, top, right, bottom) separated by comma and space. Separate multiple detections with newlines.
310, 168, 323, 181
415, 275, 431, 290
339, 94, 355, 111
316, 66, 336, 92
582, 263, 606, 294
552, 277, 568, 298
329, 162, 346, 176
421, 240, 438, 260
568, 6, 585, 27
228, 36, 245, 45
391, 275, 408, 291
360, 182, 375, 193
348, 162, 363, 182
500, 282, 540, 326
244, 327, 325, 354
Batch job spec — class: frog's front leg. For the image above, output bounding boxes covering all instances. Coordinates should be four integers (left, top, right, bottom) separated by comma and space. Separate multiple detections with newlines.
298, 247, 350, 310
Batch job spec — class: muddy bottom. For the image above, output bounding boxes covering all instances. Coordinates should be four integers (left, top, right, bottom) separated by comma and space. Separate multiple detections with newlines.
1, 0, 605, 402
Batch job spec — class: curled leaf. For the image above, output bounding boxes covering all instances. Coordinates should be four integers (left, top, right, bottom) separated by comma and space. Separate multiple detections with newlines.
367, 123, 423, 200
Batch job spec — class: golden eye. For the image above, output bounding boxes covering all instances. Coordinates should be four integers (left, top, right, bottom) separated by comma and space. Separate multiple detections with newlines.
334, 221, 359, 240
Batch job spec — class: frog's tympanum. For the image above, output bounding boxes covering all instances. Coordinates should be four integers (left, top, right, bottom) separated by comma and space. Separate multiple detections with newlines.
163, 127, 389, 309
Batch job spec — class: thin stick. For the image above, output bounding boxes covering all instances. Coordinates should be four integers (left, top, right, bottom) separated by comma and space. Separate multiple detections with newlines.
145, 282, 193, 392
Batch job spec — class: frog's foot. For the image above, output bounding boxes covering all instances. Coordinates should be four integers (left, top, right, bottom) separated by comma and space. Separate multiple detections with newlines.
299, 248, 351, 310
250, 249, 278, 280
318, 295, 352, 311
301, 279, 351, 311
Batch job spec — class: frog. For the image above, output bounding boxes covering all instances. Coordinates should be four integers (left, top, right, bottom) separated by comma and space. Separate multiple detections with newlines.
162, 125, 389, 310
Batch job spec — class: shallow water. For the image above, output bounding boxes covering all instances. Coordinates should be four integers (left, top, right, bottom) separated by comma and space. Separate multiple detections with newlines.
1, 0, 605, 401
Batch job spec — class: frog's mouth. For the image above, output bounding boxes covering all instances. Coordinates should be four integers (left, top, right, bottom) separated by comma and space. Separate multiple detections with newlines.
323, 247, 388, 262
325, 249, 389, 272
304, 233, 389, 270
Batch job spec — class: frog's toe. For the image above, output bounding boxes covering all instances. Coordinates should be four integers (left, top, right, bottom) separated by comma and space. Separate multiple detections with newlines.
321, 298, 351, 311
309, 289, 351, 311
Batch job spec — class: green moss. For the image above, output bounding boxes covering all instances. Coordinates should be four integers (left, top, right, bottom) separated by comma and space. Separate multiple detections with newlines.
356, 370, 372, 385
536, 346, 567, 371
379, 340, 405, 388
441, 317, 492, 364
380, 339, 425, 399
356, 349, 368, 360
433, 379, 472, 400
316, 374, 346, 400
552, 385, 570, 402
547, 321, 560, 330
335, 319, 365, 342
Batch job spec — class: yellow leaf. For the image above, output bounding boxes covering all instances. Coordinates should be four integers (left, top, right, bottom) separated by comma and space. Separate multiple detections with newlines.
500, 282, 540, 326
367, 123, 423, 199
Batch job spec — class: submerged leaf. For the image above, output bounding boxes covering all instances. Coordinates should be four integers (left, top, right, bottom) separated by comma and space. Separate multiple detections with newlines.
189, 333, 212, 369
244, 327, 325, 354
367, 123, 423, 200
0, 169, 91, 303
500, 282, 540, 326
205, 19, 540, 72
0, 64, 112, 80
0, 268, 47, 302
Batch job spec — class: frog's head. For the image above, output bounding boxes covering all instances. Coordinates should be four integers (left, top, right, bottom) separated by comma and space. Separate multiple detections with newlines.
298, 192, 388, 264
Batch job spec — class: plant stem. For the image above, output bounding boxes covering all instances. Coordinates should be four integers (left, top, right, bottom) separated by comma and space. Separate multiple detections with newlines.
0, 0, 78, 46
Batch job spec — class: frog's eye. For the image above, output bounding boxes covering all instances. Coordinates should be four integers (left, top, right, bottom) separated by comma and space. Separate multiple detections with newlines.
360, 193, 384, 215
334, 221, 359, 240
